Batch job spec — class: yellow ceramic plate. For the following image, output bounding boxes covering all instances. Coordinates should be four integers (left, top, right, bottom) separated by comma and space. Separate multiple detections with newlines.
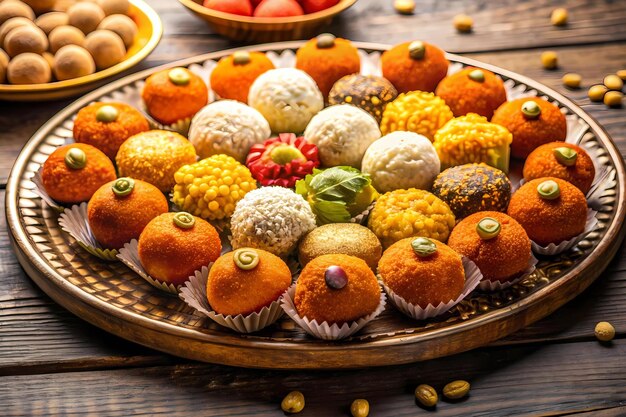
0, 0, 162, 102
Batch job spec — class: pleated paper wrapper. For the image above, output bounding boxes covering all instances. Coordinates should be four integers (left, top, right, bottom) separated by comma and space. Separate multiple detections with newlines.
531, 208, 598, 256
477, 254, 539, 292
117, 239, 181, 294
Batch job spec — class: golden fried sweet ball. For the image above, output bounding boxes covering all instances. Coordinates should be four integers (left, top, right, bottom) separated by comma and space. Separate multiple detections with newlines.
53, 44, 95, 80
0, 17, 35, 46
84, 29, 126, 70
49, 25, 84, 53
0, 48, 8, 83
34, 11, 68, 34
67, 1, 105, 34
378, 237, 465, 308
381, 40, 448, 93
22, 0, 55, 14
0, 1, 35, 26
3, 24, 48, 57
7, 52, 50, 84
295, 254, 381, 325
97, 13, 136, 48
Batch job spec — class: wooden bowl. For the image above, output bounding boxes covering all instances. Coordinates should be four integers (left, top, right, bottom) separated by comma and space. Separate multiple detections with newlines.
0, 0, 162, 102
177, 0, 357, 42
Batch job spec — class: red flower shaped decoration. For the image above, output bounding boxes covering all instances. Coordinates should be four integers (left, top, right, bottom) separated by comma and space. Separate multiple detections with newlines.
246, 133, 320, 187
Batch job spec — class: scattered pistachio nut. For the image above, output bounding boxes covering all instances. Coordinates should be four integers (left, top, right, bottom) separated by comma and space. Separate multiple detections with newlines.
553, 147, 578, 166
415, 384, 438, 407
562, 73, 581, 89
350, 399, 370, 417
408, 40, 426, 60
476, 217, 501, 240
588, 85, 608, 102
521, 100, 541, 119
603, 74, 624, 91
411, 237, 437, 257
594, 321, 615, 342
394, 0, 415, 15
64, 147, 87, 170
537, 179, 561, 200
468, 69, 485, 82
453, 14, 473, 33
232, 51, 250, 65
617, 69, 626, 81
316, 33, 336, 49
604, 91, 623, 108
281, 391, 305, 414
541, 51, 558, 70
550, 8, 568, 26
443, 380, 470, 400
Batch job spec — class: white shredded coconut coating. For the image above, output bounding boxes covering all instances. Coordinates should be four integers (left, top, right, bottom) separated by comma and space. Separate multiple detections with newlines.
188, 100, 271, 163
230, 186, 317, 257
248, 68, 324, 133
304, 104, 381, 168
361, 131, 441, 192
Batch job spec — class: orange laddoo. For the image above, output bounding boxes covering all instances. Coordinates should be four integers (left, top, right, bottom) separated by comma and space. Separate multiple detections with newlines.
381, 40, 448, 93
41, 143, 116, 204
523, 142, 595, 194
435, 67, 507, 119
491, 97, 567, 159
142, 67, 208, 125
210, 50, 274, 103
138, 212, 221, 285
507, 177, 588, 246
73, 102, 150, 160
295, 34, 360, 98
207, 248, 291, 316
87, 178, 168, 249
295, 254, 381, 325
378, 237, 465, 308
448, 211, 532, 283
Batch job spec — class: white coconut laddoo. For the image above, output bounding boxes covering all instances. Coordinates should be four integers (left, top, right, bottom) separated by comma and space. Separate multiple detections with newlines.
230, 186, 317, 257
361, 131, 440, 193
304, 104, 381, 168
248, 68, 323, 134
188, 100, 271, 163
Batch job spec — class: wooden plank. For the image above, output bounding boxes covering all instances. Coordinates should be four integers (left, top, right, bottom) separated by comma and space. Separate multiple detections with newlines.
0, 340, 624, 416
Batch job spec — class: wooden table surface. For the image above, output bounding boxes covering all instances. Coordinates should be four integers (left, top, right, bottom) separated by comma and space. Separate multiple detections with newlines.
2, 0, 626, 415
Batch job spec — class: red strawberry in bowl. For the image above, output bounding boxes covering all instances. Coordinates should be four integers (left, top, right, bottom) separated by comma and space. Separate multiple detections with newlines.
300, 0, 340, 14
247, 133, 320, 188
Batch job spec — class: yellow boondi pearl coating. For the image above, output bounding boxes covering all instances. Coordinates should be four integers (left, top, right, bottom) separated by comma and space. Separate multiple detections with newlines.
172, 154, 256, 220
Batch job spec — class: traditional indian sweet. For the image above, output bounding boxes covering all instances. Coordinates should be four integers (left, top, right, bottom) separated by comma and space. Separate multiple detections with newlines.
296, 166, 378, 225
142, 67, 209, 126
207, 248, 292, 316
84, 29, 125, 70
294, 253, 381, 324
433, 113, 512, 173
35, 11, 68, 35
0, 1, 35, 26
49, 25, 85, 53
507, 177, 588, 246
295, 34, 360, 98
188, 100, 271, 162
73, 101, 150, 160
368, 188, 455, 248
116, 130, 196, 193
378, 237, 465, 308
435, 67, 507, 119
0, 49, 8, 82
6, 51, 50, 83
380, 91, 453, 140
97, 0, 130, 16
523, 142, 595, 194
303, 104, 380, 168
23, 0, 55, 14
448, 212, 532, 283
3, 24, 48, 57
248, 67, 323, 133
41, 143, 116, 204
53, 44, 95, 80
0, 17, 34, 47
67, 1, 105, 34
98, 13, 137, 48
381, 40, 448, 93
87, 177, 169, 249
172, 154, 256, 220
328, 74, 397, 124
209, 50, 275, 103
137, 212, 221, 285
432, 163, 512, 218
491, 98, 568, 159
361, 131, 440, 193
246, 133, 320, 188
230, 186, 316, 257
298, 223, 382, 270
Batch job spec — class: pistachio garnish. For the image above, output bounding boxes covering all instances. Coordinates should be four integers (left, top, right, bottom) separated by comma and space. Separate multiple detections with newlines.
553, 147, 578, 166
96, 105, 119, 122
468, 69, 485, 82
324, 265, 348, 289
411, 237, 437, 257
476, 217, 501, 240
168, 67, 190, 86
64, 147, 87, 170
112, 177, 135, 197
233, 248, 260, 270
317, 33, 336, 49
173, 212, 195, 229
232, 51, 250, 65
537, 179, 560, 200
408, 40, 426, 60
521, 100, 541, 119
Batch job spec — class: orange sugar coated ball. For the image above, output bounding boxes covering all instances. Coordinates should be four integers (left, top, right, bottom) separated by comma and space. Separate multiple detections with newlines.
138, 213, 221, 286
295, 35, 360, 98
448, 211, 532, 283
73, 102, 150, 160
435, 67, 507, 119
378, 238, 465, 308
491, 97, 567, 159
507, 177, 588, 246
523, 142, 595, 194
87, 178, 169, 249
210, 51, 274, 103
41, 143, 116, 204
295, 254, 381, 325
207, 248, 292, 316
142, 67, 208, 125
381, 40, 448, 93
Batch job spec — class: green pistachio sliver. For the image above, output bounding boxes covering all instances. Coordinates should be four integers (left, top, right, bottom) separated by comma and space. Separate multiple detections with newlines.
476, 217, 501, 240
468, 69, 485, 82
96, 105, 119, 122
537, 179, 561, 200
112, 177, 135, 197
168, 68, 190, 86
553, 147, 578, 166
521, 100, 541, 119
411, 237, 437, 257
64, 147, 87, 170
408, 40, 426, 60
233, 248, 260, 270
317, 33, 336, 48
173, 212, 195, 229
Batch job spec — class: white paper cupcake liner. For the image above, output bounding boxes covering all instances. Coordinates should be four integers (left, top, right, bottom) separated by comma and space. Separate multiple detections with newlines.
280, 283, 387, 340
531, 208, 598, 255
31, 168, 66, 213
477, 254, 538, 292
57, 202, 119, 261
117, 240, 180, 294
141, 109, 192, 136
381, 257, 482, 320
179, 266, 286, 333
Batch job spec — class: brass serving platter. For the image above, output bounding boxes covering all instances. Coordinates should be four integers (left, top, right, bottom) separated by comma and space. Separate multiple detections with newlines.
0, 0, 162, 102
6, 42, 626, 369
